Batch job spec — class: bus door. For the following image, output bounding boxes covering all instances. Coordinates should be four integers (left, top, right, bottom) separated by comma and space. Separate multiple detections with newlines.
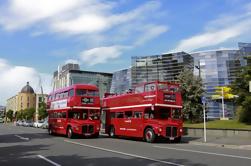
124, 111, 133, 136
114, 112, 126, 136
132, 111, 143, 137
54, 111, 66, 134
59, 111, 67, 134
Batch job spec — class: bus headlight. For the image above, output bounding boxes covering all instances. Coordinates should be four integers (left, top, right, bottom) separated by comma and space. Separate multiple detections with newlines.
97, 126, 100, 130
158, 127, 163, 133
179, 128, 183, 133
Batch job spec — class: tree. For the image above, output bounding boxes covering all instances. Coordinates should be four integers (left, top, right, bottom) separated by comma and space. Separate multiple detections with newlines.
177, 68, 204, 122
6, 109, 14, 122
38, 102, 47, 120
16, 110, 24, 120
231, 60, 251, 124
23, 108, 35, 120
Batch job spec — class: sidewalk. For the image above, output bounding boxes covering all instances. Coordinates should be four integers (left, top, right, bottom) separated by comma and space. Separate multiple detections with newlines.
182, 135, 251, 150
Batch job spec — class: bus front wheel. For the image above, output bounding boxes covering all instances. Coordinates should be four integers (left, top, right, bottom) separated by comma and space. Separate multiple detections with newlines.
109, 126, 116, 138
67, 127, 74, 139
48, 127, 53, 135
144, 128, 155, 143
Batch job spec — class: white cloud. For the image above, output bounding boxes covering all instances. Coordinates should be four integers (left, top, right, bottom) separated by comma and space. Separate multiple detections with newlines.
174, 5, 251, 52
0, 0, 89, 31
65, 59, 80, 65
134, 24, 168, 46
0, 0, 163, 36
0, 58, 52, 105
79, 45, 130, 66
0, 1, 168, 66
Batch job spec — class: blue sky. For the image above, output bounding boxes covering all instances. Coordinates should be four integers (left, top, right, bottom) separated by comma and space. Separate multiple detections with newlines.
0, 0, 251, 105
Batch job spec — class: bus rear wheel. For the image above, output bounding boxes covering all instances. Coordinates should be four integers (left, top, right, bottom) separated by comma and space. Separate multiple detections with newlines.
109, 126, 116, 138
67, 127, 74, 139
144, 128, 155, 143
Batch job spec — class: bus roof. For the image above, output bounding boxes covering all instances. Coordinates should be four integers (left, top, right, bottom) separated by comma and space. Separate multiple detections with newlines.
135, 81, 180, 88
49, 84, 98, 95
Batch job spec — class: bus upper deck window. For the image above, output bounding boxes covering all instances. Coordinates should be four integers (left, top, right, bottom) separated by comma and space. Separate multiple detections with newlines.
69, 89, 74, 97
145, 83, 156, 92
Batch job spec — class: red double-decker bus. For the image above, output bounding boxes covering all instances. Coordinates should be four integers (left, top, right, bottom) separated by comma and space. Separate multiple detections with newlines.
47, 84, 101, 138
102, 81, 183, 143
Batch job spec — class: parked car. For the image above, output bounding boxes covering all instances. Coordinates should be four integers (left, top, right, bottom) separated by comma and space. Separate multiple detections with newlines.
23, 120, 33, 127
33, 120, 44, 128
0, 117, 4, 123
16, 120, 24, 126
41, 121, 48, 129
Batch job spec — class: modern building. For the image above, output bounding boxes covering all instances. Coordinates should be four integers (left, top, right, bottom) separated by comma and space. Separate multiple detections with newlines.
131, 52, 194, 88
239, 42, 251, 66
52, 63, 113, 98
110, 68, 131, 94
191, 48, 246, 118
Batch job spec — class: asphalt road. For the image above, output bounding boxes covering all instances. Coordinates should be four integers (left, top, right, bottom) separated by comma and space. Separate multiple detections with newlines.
0, 123, 251, 166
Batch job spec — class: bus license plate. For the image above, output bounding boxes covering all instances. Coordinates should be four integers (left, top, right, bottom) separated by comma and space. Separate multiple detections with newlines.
169, 137, 175, 140
84, 133, 91, 136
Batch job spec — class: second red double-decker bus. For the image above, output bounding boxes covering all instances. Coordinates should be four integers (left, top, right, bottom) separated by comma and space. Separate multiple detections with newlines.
102, 81, 183, 143
47, 84, 101, 138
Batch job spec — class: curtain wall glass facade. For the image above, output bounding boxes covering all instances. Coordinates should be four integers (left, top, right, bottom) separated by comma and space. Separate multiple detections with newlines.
110, 68, 131, 94
131, 52, 194, 88
191, 49, 245, 118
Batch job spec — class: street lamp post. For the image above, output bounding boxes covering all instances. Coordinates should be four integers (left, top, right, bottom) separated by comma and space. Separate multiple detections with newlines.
195, 61, 201, 78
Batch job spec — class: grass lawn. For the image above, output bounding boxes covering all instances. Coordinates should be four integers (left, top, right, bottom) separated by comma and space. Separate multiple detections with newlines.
184, 120, 251, 130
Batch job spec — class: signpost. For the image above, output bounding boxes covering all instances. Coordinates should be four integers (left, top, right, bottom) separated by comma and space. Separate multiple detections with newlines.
201, 96, 207, 143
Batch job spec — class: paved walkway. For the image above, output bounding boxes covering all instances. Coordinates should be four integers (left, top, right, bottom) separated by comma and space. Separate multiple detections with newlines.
182, 136, 251, 150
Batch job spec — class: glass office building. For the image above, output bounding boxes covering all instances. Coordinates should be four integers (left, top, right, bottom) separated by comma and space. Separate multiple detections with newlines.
191, 49, 246, 118
131, 52, 194, 88
239, 42, 251, 66
110, 68, 131, 94
52, 63, 113, 98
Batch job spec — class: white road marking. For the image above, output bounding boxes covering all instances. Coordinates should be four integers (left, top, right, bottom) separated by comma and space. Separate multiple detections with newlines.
64, 139, 184, 166
154, 146, 251, 160
14, 135, 29, 141
37, 155, 61, 166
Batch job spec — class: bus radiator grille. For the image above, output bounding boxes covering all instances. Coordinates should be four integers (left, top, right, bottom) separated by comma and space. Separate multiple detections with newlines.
166, 126, 178, 137
82, 125, 94, 134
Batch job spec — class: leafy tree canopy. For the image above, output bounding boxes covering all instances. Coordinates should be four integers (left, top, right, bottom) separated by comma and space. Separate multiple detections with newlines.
177, 68, 204, 122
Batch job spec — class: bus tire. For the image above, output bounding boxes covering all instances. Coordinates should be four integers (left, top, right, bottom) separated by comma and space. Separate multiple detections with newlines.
48, 126, 53, 135
93, 133, 99, 138
174, 136, 181, 143
67, 127, 74, 139
144, 128, 155, 143
109, 126, 116, 138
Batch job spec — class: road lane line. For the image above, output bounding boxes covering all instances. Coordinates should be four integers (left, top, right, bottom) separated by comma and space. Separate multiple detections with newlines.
37, 155, 61, 166
153, 146, 251, 160
64, 139, 184, 166
14, 135, 29, 141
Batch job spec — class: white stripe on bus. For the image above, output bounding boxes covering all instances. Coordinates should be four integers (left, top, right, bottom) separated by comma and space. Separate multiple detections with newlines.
102, 103, 182, 110
48, 106, 100, 111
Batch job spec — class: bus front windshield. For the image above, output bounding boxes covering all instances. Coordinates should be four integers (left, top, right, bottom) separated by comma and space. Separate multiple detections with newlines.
172, 109, 182, 119
69, 110, 88, 120
158, 83, 179, 92
68, 109, 100, 120
144, 109, 171, 120
76, 89, 99, 97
